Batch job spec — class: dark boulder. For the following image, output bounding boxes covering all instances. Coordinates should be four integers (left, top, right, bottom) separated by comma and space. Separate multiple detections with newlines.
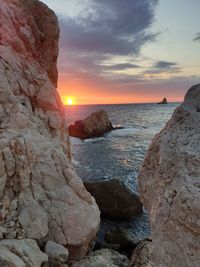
84, 179, 143, 220
69, 110, 113, 139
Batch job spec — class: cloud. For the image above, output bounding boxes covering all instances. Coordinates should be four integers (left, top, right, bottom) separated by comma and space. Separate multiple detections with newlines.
153, 61, 178, 69
58, 0, 159, 80
143, 60, 181, 75
102, 63, 141, 71
59, 0, 158, 55
193, 33, 200, 42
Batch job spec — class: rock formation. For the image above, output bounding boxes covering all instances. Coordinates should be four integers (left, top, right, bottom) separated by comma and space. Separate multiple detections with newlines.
84, 179, 143, 220
130, 240, 152, 267
158, 97, 168, 104
71, 249, 129, 267
0, 0, 100, 262
138, 84, 200, 266
69, 110, 113, 139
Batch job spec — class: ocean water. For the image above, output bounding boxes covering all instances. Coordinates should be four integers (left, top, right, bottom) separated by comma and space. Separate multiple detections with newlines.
65, 103, 179, 247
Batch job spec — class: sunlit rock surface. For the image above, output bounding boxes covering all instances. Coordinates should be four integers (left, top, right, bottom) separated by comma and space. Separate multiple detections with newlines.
0, 0, 100, 261
138, 84, 200, 266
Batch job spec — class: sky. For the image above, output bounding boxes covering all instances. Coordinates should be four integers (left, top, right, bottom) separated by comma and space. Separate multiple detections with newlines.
41, 0, 200, 105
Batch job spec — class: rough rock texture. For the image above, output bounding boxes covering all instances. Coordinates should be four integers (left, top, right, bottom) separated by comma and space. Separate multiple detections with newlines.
130, 240, 152, 267
105, 227, 140, 251
138, 84, 200, 266
0, 239, 48, 267
84, 179, 143, 220
0, 0, 100, 261
45, 240, 69, 264
71, 249, 129, 267
69, 110, 113, 139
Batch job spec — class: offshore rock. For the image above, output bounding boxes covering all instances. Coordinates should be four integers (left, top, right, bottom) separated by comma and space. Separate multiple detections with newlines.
0, 0, 100, 260
84, 179, 143, 220
158, 97, 168, 104
138, 84, 200, 266
69, 110, 113, 139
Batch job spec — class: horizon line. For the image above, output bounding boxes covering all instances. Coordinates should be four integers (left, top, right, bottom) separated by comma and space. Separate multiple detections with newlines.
63, 101, 181, 106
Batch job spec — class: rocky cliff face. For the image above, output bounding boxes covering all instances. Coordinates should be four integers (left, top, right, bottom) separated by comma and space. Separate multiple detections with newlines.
0, 0, 100, 262
138, 84, 200, 266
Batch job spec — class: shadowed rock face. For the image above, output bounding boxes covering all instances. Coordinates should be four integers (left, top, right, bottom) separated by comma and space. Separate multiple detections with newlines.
69, 110, 113, 139
138, 84, 200, 267
84, 179, 143, 220
0, 0, 100, 261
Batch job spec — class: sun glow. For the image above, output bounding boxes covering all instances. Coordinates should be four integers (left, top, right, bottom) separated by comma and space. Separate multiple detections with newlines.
67, 98, 73, 105
63, 96, 75, 105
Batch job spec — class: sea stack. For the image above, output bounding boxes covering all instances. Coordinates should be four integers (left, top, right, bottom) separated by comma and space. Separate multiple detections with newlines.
0, 0, 100, 263
137, 84, 200, 266
69, 110, 113, 139
158, 97, 168, 104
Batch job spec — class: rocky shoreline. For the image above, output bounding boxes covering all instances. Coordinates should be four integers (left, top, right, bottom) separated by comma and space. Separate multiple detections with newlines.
0, 0, 199, 266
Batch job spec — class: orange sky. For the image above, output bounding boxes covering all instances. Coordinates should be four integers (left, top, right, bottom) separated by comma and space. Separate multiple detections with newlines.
58, 79, 185, 105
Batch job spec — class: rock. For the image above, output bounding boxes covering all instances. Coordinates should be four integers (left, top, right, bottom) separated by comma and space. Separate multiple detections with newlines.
71, 249, 129, 267
6, 231, 17, 239
45, 240, 69, 263
0, 239, 48, 267
130, 240, 152, 267
95, 213, 150, 254
84, 179, 143, 220
158, 97, 168, 104
105, 228, 139, 251
69, 110, 113, 139
138, 84, 200, 266
0, 226, 7, 239
0, 0, 100, 260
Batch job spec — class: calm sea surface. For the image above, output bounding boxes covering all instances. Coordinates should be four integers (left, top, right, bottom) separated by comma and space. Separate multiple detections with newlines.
65, 103, 179, 244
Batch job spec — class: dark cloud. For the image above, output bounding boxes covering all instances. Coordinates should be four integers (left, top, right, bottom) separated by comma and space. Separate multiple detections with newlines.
59, 0, 158, 55
103, 63, 140, 71
193, 33, 200, 42
58, 0, 159, 80
153, 61, 178, 69
143, 60, 181, 75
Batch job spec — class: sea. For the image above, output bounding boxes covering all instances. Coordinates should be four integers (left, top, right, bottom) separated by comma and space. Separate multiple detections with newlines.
65, 103, 179, 248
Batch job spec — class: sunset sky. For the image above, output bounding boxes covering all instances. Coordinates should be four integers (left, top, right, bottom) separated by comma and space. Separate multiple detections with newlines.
42, 0, 200, 105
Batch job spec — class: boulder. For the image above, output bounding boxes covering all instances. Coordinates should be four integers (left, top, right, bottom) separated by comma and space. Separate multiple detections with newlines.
130, 240, 152, 267
105, 228, 140, 251
69, 110, 113, 139
158, 97, 168, 104
71, 249, 129, 267
84, 179, 143, 220
0, 0, 100, 260
138, 84, 200, 266
0, 239, 48, 267
94, 213, 150, 253
45, 240, 69, 264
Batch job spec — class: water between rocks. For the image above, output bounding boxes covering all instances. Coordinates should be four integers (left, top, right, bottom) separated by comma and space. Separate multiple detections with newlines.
65, 103, 179, 250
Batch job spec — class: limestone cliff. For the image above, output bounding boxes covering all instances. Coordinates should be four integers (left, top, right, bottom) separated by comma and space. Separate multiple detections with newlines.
0, 0, 100, 262
138, 84, 200, 266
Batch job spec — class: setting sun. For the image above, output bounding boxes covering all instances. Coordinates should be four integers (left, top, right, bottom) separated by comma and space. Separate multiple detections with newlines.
67, 98, 73, 105
63, 96, 75, 105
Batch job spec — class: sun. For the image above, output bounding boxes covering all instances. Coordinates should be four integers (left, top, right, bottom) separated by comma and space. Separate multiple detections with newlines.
67, 98, 73, 105
63, 96, 75, 105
